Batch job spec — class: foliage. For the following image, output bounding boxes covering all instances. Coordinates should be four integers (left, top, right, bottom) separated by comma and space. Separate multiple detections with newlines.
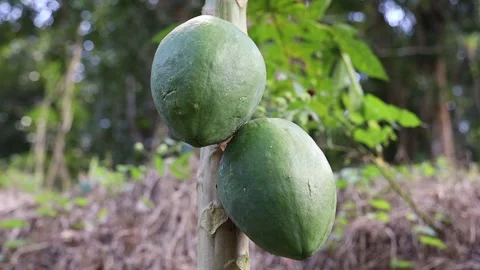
245, 0, 421, 159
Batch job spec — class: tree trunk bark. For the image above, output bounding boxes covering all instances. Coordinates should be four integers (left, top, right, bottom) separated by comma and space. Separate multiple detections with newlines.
33, 99, 51, 187
434, 58, 456, 166
197, 1, 250, 270
46, 37, 83, 189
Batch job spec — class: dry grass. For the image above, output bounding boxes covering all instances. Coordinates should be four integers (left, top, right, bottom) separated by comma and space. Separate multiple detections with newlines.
1, 164, 479, 270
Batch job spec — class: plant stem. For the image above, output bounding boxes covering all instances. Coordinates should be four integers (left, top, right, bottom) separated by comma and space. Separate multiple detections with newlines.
197, 1, 250, 270
372, 157, 440, 231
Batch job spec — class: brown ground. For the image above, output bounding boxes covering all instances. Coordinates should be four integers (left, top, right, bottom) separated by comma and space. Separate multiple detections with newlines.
0, 166, 479, 270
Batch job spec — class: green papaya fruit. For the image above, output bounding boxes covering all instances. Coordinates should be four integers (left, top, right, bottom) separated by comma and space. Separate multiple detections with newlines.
217, 118, 337, 260
151, 15, 266, 147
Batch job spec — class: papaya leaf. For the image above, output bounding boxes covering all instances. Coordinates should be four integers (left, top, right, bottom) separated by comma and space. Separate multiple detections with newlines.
397, 109, 422, 127
307, 0, 332, 20
353, 123, 396, 148
348, 111, 364, 125
363, 94, 420, 129
353, 127, 381, 148
363, 94, 398, 122
334, 34, 389, 80
332, 23, 359, 37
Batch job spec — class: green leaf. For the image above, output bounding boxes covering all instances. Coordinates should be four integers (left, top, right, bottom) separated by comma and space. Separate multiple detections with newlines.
353, 126, 380, 148
397, 109, 422, 127
353, 123, 397, 148
374, 211, 390, 223
154, 156, 165, 176
56, 197, 70, 208
369, 199, 392, 211
390, 259, 413, 269
419, 236, 447, 250
419, 162, 436, 177
363, 94, 398, 122
0, 219, 28, 229
363, 94, 420, 129
361, 164, 382, 179
97, 208, 109, 221
71, 221, 85, 230
72, 197, 89, 208
332, 23, 359, 37
307, 0, 332, 20
336, 179, 348, 190
334, 34, 389, 80
130, 166, 145, 181
35, 191, 61, 205
4, 239, 27, 250
169, 152, 192, 181
36, 207, 57, 217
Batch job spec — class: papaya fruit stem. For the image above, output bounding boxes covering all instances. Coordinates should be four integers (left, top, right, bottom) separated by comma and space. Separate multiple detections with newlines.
197, 2, 250, 269
202, 0, 248, 34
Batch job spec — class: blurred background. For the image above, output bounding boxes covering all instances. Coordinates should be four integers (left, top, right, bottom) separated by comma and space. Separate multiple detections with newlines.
0, 0, 479, 269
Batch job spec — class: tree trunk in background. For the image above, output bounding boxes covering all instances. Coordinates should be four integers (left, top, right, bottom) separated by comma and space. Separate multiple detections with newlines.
33, 99, 51, 187
433, 58, 456, 165
126, 75, 142, 143
391, 83, 411, 163
46, 37, 83, 189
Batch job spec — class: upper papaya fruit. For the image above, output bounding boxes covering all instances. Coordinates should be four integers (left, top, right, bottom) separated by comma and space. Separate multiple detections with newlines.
151, 15, 266, 147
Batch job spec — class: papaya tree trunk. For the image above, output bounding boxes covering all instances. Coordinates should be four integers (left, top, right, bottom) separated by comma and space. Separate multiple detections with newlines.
197, 1, 250, 270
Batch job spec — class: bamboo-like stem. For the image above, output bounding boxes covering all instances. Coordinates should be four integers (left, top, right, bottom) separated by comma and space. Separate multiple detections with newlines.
197, 1, 250, 270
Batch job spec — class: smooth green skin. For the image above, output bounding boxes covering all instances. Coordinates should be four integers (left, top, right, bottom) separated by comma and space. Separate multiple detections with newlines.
217, 118, 337, 260
150, 15, 266, 147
